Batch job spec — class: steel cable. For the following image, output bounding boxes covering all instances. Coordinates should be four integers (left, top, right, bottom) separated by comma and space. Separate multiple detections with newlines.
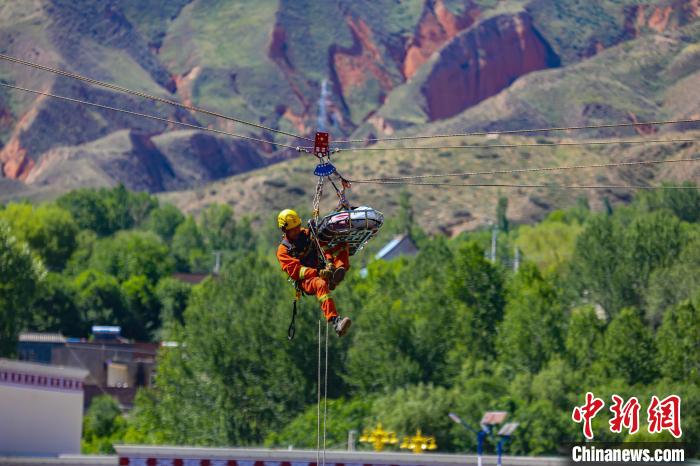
0, 53, 311, 141
348, 157, 700, 182
333, 118, 700, 144
0, 82, 300, 149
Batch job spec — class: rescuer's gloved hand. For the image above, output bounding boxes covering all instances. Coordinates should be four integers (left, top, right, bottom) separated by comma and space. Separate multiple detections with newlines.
319, 265, 334, 281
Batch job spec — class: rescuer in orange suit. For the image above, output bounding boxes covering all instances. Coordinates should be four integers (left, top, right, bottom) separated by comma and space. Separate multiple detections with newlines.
276, 208, 352, 336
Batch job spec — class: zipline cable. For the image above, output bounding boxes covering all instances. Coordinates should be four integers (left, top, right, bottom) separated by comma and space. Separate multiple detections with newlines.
0, 53, 312, 142
348, 157, 700, 182
0, 82, 300, 150
350, 181, 699, 189
333, 118, 700, 144
332, 137, 699, 153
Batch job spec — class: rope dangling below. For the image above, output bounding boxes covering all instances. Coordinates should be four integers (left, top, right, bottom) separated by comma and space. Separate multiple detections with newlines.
287, 289, 302, 341
287, 299, 297, 341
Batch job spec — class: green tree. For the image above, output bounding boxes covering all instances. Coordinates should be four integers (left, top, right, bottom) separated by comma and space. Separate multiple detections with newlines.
200, 204, 236, 250
451, 375, 509, 452
131, 253, 312, 445
57, 189, 112, 236
447, 242, 505, 358
345, 285, 423, 393
200, 204, 255, 252
265, 397, 373, 449
81, 395, 126, 453
171, 216, 206, 272
635, 182, 700, 222
656, 296, 700, 383
121, 275, 161, 341
496, 264, 564, 374
73, 270, 128, 335
57, 185, 157, 235
155, 277, 192, 334
146, 203, 185, 242
565, 306, 605, 371
90, 231, 173, 283
372, 384, 456, 451
0, 221, 46, 355
622, 211, 682, 307
66, 230, 98, 275
516, 219, 582, 275
30, 273, 82, 337
0, 203, 78, 270
572, 214, 625, 315
644, 230, 700, 324
510, 399, 572, 455
599, 307, 657, 385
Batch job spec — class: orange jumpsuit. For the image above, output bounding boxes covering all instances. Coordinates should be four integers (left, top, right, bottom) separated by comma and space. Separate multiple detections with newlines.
276, 228, 350, 321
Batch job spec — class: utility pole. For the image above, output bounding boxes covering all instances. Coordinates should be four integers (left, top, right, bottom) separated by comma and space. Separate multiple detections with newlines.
347, 429, 357, 451
212, 251, 222, 275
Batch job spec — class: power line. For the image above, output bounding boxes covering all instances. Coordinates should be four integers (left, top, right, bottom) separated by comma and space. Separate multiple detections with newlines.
348, 157, 700, 182
0, 53, 312, 142
333, 118, 700, 144
350, 180, 698, 189
333, 137, 699, 153
0, 82, 300, 150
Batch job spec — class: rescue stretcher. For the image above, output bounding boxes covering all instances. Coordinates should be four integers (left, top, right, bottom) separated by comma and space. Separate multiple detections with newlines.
314, 206, 384, 256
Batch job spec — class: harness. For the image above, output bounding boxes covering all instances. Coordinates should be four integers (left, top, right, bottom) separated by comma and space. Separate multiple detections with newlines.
281, 229, 321, 270
283, 229, 323, 340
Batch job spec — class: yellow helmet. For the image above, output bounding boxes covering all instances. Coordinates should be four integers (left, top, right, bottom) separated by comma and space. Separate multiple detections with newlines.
277, 209, 301, 230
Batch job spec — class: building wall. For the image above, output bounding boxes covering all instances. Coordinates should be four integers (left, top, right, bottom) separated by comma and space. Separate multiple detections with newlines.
0, 362, 87, 456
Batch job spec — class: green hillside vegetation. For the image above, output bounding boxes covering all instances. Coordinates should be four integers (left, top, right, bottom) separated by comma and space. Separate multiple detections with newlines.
2, 185, 699, 456
161, 129, 700, 235
360, 19, 700, 139
2, 0, 698, 202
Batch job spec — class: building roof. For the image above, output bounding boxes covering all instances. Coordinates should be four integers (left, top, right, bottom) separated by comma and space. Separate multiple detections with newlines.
172, 273, 209, 284
18, 332, 66, 343
0, 358, 89, 380
375, 234, 419, 261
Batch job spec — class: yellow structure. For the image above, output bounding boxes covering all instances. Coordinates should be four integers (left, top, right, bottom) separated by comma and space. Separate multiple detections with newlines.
399, 429, 438, 454
359, 423, 398, 452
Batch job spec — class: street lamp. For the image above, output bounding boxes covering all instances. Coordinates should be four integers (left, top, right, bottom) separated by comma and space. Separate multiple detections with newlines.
449, 411, 508, 466
496, 422, 519, 466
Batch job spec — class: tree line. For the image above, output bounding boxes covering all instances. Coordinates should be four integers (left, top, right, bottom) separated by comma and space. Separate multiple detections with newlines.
1, 184, 698, 456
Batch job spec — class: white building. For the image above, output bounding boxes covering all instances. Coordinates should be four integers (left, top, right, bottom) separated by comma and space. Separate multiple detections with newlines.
0, 358, 89, 456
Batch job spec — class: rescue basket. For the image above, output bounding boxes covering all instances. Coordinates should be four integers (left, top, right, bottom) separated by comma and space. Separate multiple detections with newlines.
314, 206, 384, 256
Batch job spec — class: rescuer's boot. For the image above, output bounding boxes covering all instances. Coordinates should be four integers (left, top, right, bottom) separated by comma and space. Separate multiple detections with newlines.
329, 267, 346, 291
330, 315, 352, 337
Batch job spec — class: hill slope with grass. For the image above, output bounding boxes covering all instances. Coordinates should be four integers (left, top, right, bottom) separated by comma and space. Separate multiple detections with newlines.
0, 0, 698, 223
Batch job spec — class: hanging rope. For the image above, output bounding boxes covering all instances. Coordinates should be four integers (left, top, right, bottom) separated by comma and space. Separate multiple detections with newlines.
316, 319, 321, 466
0, 53, 312, 142
322, 321, 330, 466
314, 320, 331, 466
0, 82, 300, 150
